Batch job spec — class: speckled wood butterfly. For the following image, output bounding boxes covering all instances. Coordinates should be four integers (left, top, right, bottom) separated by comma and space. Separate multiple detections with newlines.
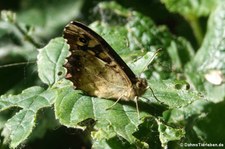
63, 21, 148, 112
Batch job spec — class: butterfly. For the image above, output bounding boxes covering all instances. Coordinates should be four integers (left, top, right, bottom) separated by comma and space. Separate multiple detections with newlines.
63, 21, 148, 112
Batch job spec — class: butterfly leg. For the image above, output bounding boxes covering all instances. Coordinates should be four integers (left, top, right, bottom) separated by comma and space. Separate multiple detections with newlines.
105, 96, 122, 110
134, 96, 140, 120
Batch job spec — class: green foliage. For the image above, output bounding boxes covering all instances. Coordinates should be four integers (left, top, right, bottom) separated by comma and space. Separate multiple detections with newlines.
0, 87, 56, 148
0, 0, 225, 149
186, 3, 225, 102
37, 38, 69, 85
161, 0, 219, 17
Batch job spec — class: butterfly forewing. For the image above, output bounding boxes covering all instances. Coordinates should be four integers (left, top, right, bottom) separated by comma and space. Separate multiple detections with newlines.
63, 21, 147, 100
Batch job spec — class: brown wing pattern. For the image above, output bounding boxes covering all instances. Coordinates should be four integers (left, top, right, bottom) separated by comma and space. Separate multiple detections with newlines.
63, 21, 147, 100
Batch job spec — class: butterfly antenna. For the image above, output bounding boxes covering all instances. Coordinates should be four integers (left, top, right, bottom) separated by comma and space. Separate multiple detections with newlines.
0, 61, 36, 69
141, 48, 162, 73
147, 86, 161, 102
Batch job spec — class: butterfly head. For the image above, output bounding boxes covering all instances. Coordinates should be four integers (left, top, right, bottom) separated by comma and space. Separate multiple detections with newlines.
134, 78, 148, 96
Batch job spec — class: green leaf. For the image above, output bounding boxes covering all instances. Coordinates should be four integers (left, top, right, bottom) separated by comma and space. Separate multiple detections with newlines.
55, 87, 143, 144
1, 110, 35, 148
17, 0, 84, 37
89, 21, 129, 56
91, 1, 194, 80
161, 0, 223, 45
54, 78, 201, 147
128, 51, 157, 75
158, 120, 185, 147
143, 80, 200, 108
133, 117, 160, 149
0, 86, 56, 148
0, 86, 55, 111
37, 37, 69, 86
161, 0, 219, 17
185, 3, 225, 102
92, 137, 140, 149
161, 99, 225, 145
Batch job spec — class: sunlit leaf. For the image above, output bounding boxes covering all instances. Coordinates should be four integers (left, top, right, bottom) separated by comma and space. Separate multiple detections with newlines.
0, 86, 56, 148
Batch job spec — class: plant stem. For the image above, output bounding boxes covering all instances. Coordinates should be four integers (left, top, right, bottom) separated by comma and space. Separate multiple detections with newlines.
0, 61, 36, 69
185, 15, 203, 47
14, 22, 41, 48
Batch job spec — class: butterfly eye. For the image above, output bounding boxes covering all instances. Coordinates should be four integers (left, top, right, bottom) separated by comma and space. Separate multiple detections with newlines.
79, 37, 87, 44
